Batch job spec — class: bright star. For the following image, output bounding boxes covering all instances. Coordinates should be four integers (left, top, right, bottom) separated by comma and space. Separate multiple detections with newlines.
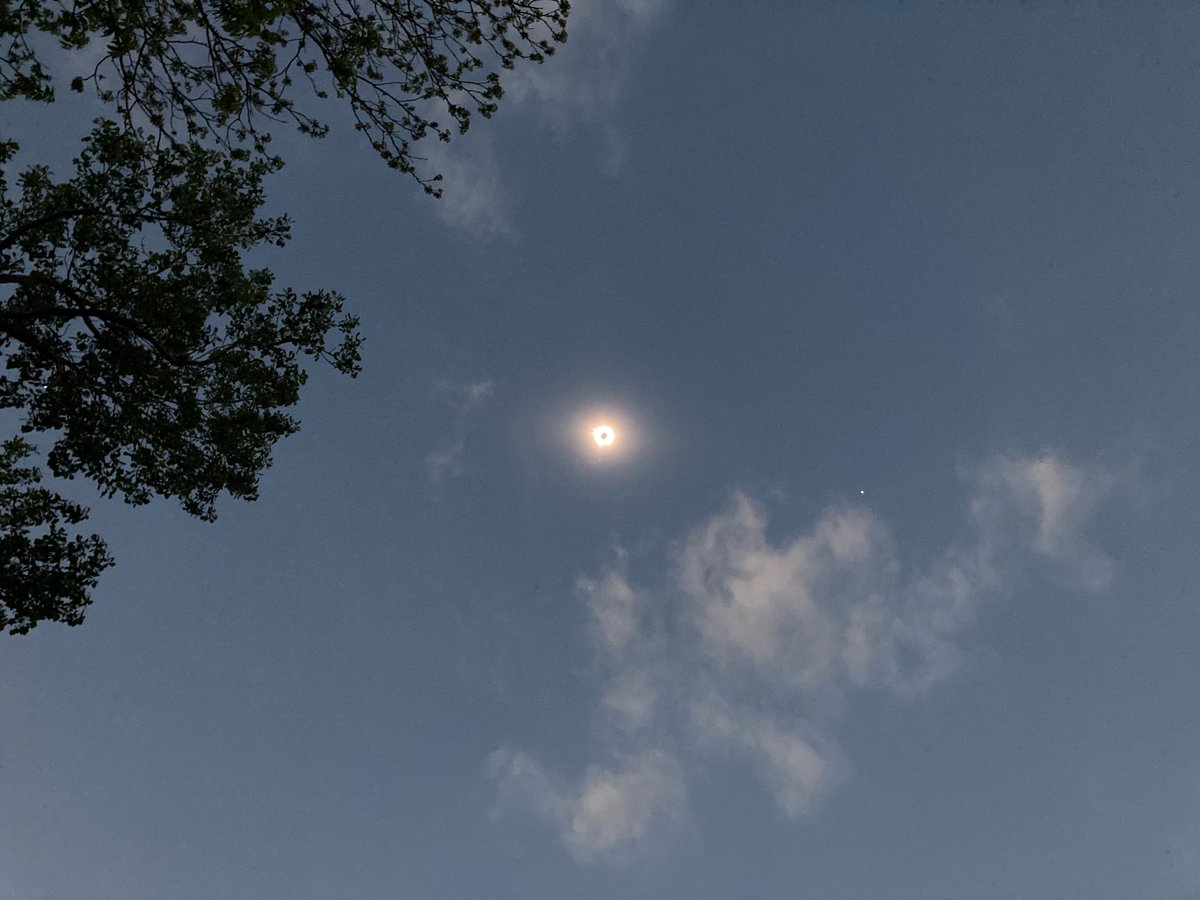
593, 424, 616, 447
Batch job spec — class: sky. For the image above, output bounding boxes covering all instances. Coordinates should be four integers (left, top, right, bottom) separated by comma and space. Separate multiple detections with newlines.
3, 3, 1200, 898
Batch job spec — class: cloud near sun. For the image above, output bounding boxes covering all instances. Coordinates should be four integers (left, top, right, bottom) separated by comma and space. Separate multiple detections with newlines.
488, 451, 1119, 864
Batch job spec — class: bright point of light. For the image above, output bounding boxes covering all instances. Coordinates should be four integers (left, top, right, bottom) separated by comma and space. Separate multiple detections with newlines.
570, 406, 635, 464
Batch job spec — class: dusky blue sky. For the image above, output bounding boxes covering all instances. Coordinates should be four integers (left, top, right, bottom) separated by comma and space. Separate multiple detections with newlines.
3, 3, 1200, 898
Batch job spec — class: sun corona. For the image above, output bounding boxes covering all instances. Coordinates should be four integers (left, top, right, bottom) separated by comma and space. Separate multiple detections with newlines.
571, 406, 635, 465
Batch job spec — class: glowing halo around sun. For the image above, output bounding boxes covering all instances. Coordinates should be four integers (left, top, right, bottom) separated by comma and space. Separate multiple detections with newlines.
568, 406, 638, 466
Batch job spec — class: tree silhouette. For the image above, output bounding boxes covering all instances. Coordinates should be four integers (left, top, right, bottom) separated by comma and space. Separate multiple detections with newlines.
0, 0, 569, 632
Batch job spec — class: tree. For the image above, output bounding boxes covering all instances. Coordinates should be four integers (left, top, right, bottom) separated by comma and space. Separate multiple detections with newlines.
2, 0, 569, 191
0, 0, 570, 633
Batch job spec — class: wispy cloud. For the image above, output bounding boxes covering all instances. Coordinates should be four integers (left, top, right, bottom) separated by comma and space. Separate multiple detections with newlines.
489, 451, 1119, 861
690, 693, 846, 818
426, 438, 467, 486
579, 558, 668, 734
426, 379, 494, 485
505, 0, 667, 126
421, 136, 515, 237
428, 0, 668, 233
441, 379, 495, 415
488, 747, 687, 866
971, 453, 1116, 591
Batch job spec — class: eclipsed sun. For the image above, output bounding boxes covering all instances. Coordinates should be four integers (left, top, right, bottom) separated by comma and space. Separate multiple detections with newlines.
592, 424, 616, 447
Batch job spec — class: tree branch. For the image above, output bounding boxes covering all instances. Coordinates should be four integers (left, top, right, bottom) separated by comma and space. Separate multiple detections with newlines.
0, 271, 197, 365
0, 205, 104, 252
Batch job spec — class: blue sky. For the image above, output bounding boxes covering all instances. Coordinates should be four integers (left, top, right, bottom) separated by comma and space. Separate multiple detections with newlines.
3, 3, 1200, 898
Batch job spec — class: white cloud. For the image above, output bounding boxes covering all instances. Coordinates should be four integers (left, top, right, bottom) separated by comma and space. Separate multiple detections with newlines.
490, 451, 1118, 862
971, 453, 1116, 591
582, 564, 641, 654
679, 496, 904, 693
578, 561, 666, 733
489, 748, 687, 865
678, 493, 1008, 701
690, 693, 845, 818
505, 0, 668, 126
420, 136, 515, 237
427, 0, 667, 232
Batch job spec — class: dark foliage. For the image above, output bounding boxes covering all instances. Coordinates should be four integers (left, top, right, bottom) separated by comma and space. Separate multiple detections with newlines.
1, 0, 569, 192
0, 0, 567, 633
